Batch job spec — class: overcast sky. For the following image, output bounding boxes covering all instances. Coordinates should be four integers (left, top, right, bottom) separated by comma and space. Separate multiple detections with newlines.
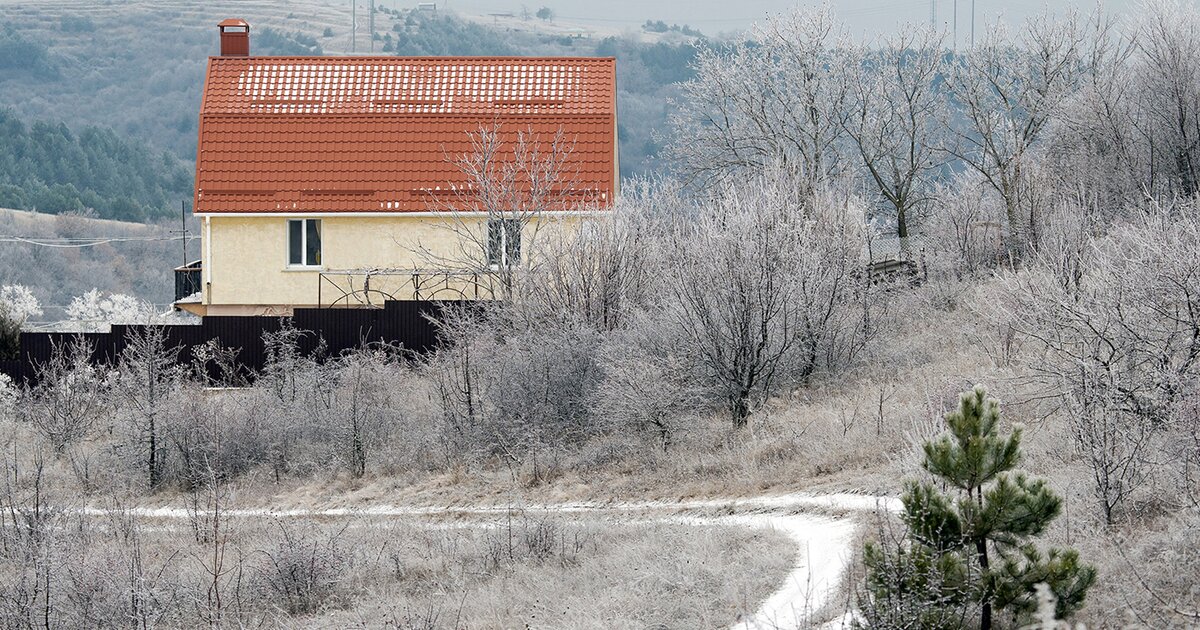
437, 0, 1140, 42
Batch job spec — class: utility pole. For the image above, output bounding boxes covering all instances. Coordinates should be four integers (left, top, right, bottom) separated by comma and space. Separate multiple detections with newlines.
180, 200, 187, 266
953, 0, 958, 51
930, 0, 937, 30
351, 0, 357, 53
369, 0, 375, 53
971, 0, 976, 47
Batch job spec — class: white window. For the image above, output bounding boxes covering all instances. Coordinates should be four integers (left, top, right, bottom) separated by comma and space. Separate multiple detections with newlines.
487, 218, 521, 267
287, 219, 322, 267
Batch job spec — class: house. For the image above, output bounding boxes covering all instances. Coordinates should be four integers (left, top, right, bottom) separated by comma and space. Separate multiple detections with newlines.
177, 20, 617, 317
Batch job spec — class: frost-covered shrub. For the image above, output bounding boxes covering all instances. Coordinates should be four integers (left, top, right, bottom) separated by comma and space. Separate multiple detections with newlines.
0, 285, 43, 323
66, 289, 161, 330
0, 284, 41, 359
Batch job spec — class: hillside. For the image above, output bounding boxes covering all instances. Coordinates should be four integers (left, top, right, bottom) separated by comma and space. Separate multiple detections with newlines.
0, 109, 191, 221
0, 0, 698, 186
0, 207, 186, 318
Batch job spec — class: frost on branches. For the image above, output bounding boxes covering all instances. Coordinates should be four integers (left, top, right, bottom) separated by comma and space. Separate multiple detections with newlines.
66, 289, 163, 331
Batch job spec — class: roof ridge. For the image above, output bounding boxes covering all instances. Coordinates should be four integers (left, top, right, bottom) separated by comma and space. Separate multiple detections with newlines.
208, 55, 616, 62
199, 113, 614, 118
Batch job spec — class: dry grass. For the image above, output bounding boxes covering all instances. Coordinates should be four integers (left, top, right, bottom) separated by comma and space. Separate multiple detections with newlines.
320, 516, 792, 629
0, 505, 792, 629
239, 277, 1193, 626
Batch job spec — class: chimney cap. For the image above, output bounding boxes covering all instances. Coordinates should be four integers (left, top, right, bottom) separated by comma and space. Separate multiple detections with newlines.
218, 19, 250, 57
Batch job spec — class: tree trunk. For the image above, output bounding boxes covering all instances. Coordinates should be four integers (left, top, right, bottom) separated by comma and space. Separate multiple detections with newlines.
148, 414, 158, 489
731, 394, 750, 429
976, 537, 992, 630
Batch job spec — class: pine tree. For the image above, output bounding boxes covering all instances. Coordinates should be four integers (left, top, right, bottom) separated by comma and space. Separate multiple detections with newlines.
863, 385, 1096, 629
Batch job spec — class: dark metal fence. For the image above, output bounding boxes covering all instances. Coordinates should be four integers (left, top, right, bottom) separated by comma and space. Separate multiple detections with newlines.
1, 300, 448, 385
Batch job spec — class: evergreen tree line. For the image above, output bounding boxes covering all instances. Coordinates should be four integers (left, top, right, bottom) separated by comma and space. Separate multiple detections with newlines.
0, 109, 192, 222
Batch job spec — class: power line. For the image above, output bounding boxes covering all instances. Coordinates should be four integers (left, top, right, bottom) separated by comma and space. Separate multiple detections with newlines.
0, 235, 199, 248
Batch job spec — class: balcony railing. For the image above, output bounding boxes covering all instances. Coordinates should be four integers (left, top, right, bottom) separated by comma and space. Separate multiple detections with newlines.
174, 260, 202, 302
318, 268, 501, 307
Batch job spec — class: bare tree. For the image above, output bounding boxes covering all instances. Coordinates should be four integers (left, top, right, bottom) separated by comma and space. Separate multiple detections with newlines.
186, 461, 242, 627
25, 336, 108, 455
1066, 390, 1154, 525
327, 348, 398, 478
419, 123, 584, 299
998, 204, 1200, 521
115, 326, 182, 490
0, 449, 60, 628
924, 173, 1008, 278
1044, 3, 1200, 209
593, 320, 702, 450
1133, 0, 1200, 197
1045, 14, 1144, 211
514, 193, 666, 332
844, 28, 947, 241
664, 175, 873, 428
944, 13, 1088, 251
260, 320, 313, 405
426, 305, 487, 462
665, 7, 852, 189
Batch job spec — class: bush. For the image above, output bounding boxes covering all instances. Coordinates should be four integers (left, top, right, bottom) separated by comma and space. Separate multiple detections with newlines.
427, 307, 603, 463
254, 523, 347, 615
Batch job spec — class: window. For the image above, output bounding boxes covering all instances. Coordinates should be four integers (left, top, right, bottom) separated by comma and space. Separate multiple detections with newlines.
287, 219, 322, 267
487, 219, 521, 267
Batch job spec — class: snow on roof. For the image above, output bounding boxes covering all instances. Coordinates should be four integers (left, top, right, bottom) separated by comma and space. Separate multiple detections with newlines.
195, 56, 617, 213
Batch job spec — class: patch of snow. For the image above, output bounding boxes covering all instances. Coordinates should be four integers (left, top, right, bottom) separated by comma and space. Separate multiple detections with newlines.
726, 514, 858, 630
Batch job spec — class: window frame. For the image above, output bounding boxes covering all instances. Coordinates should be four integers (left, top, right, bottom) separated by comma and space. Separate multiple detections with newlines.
486, 218, 522, 269
286, 218, 323, 269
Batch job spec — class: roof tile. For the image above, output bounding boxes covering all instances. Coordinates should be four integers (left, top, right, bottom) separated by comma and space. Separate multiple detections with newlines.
196, 56, 616, 213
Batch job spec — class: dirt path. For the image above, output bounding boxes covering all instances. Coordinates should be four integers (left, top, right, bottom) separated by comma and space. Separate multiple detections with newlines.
84, 492, 898, 629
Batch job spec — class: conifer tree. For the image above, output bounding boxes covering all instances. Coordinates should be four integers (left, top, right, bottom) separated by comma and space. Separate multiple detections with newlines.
862, 385, 1096, 629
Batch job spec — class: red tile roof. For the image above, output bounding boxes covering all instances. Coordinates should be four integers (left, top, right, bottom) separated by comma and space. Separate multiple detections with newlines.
195, 56, 616, 213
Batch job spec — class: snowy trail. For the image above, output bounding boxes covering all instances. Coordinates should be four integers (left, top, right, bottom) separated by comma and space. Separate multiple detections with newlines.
83, 492, 898, 629
722, 513, 859, 630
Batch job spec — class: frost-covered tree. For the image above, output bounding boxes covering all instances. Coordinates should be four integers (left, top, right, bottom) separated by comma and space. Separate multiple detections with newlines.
664, 174, 873, 427
26, 336, 110, 455
998, 205, 1200, 522
1135, 0, 1200, 197
0, 285, 42, 323
0, 284, 42, 359
943, 14, 1088, 251
665, 7, 853, 189
844, 28, 947, 240
420, 124, 581, 300
115, 326, 182, 489
66, 289, 161, 330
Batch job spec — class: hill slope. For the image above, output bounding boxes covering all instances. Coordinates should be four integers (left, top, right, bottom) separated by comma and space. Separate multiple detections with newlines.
0, 0, 697, 185
0, 208, 186, 318
0, 109, 191, 221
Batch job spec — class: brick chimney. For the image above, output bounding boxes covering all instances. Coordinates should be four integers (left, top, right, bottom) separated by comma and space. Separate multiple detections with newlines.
218, 19, 250, 56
